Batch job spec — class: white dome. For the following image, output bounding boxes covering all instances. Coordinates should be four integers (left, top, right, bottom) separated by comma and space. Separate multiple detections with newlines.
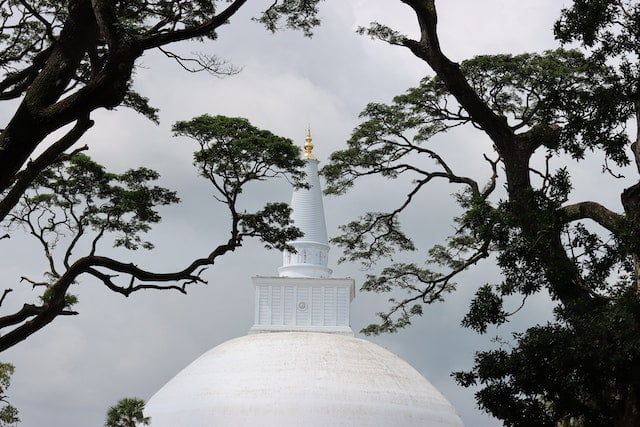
145, 332, 463, 426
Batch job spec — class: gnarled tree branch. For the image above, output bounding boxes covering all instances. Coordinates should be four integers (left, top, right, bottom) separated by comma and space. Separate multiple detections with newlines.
560, 201, 625, 234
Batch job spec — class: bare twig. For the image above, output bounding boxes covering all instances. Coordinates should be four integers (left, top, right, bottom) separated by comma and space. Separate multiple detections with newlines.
0, 289, 12, 307
158, 47, 241, 76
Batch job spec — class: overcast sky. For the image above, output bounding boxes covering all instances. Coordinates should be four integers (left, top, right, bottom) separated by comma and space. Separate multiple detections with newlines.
2, 1, 620, 426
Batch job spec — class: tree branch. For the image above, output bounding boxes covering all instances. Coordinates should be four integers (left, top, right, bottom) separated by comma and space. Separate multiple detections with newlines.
0, 289, 12, 308
0, 116, 94, 222
140, 0, 247, 50
560, 201, 625, 234
89, 0, 119, 48
0, 46, 54, 100
399, 0, 513, 147
0, 228, 242, 351
158, 47, 240, 76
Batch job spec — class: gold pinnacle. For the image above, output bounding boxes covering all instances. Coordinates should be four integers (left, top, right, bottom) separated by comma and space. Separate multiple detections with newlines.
303, 127, 315, 159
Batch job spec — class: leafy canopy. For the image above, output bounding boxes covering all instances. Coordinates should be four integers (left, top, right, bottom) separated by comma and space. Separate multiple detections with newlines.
172, 114, 305, 251
323, 49, 631, 335
8, 153, 179, 252
324, 16, 639, 423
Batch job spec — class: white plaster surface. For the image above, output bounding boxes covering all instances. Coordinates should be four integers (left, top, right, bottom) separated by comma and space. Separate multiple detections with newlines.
251, 276, 355, 334
289, 158, 328, 245
280, 158, 332, 278
145, 332, 464, 426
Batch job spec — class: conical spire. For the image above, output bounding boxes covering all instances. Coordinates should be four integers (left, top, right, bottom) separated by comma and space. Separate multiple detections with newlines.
278, 130, 331, 278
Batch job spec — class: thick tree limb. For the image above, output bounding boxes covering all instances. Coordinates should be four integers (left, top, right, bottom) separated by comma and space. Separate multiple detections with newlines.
86, 268, 191, 297
140, 0, 247, 49
0, 0, 250, 195
0, 46, 54, 100
0, 0, 98, 191
89, 0, 119, 48
560, 201, 625, 234
0, 116, 94, 222
0, 231, 241, 351
399, 0, 514, 147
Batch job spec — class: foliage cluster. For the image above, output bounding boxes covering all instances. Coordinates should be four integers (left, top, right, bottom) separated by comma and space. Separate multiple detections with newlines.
322, 0, 640, 424
104, 397, 149, 427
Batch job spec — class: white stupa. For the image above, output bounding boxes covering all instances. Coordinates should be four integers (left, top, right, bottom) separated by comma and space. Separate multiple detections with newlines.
144, 131, 464, 426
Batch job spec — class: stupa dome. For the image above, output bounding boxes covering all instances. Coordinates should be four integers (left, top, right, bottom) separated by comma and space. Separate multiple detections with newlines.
145, 332, 463, 426
144, 131, 464, 426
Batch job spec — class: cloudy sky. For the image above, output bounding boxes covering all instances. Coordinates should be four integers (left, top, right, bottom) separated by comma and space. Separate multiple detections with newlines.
2, 1, 617, 426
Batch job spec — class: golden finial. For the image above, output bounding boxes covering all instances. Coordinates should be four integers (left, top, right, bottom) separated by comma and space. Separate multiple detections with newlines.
303, 127, 315, 159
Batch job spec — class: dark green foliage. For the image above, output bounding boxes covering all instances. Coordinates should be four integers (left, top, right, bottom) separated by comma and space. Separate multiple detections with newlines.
239, 202, 302, 251
0, 114, 306, 351
461, 51, 630, 165
0, 363, 19, 427
254, 0, 322, 37
555, 1, 637, 56
455, 294, 640, 426
173, 114, 304, 251
173, 114, 306, 194
360, 262, 449, 335
324, 50, 630, 199
324, 5, 640, 424
461, 285, 507, 334
104, 397, 149, 427
7, 154, 179, 255
556, 1, 640, 111
122, 91, 160, 124
331, 213, 415, 267
2, 154, 179, 311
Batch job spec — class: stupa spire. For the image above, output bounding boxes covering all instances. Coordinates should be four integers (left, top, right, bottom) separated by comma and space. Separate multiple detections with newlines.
278, 130, 330, 278
249, 130, 355, 335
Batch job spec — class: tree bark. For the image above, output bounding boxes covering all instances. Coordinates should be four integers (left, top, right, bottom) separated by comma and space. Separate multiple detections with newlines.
0, 0, 98, 192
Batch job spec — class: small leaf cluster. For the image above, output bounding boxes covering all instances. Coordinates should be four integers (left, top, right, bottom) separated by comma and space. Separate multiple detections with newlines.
254, 0, 323, 37
104, 397, 149, 427
173, 114, 305, 195
361, 262, 453, 335
239, 202, 303, 252
0, 363, 19, 427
